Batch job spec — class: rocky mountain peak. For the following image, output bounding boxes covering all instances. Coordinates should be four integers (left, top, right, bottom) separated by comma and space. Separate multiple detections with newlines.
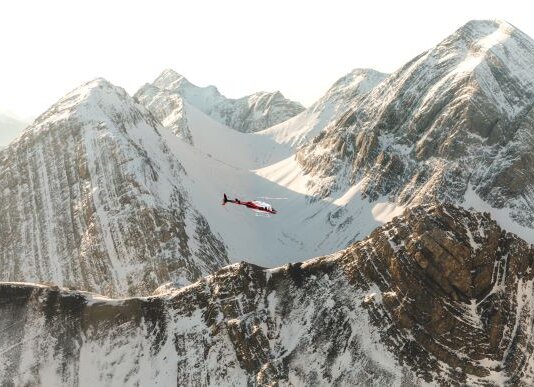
153, 68, 191, 89
158, 68, 183, 79
152, 69, 221, 97
31, 77, 150, 133
250, 89, 286, 102
317, 68, 388, 109
136, 69, 304, 133
260, 66, 388, 150
447, 19, 517, 45
61, 77, 129, 105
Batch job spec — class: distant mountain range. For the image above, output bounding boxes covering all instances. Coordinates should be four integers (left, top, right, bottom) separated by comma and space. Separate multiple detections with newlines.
135, 69, 305, 142
0, 112, 28, 147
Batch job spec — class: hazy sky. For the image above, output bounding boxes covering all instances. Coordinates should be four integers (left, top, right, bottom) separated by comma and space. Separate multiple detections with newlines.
1, 0, 534, 119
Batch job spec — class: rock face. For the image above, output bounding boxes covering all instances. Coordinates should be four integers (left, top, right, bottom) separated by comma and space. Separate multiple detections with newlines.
0, 79, 229, 297
133, 83, 193, 144
1, 204, 533, 385
353, 204, 534, 384
297, 20, 534, 232
135, 69, 305, 136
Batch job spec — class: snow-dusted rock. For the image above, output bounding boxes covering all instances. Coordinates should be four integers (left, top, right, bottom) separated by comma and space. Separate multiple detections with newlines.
1, 204, 532, 385
0, 79, 229, 297
135, 69, 304, 135
297, 20, 534, 241
133, 83, 193, 144
262, 68, 387, 148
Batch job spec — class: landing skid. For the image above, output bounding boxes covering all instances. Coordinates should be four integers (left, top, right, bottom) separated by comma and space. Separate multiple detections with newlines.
253, 210, 271, 218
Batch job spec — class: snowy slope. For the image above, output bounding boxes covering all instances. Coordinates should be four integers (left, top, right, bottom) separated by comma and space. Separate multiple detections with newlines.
162, 102, 403, 267
135, 69, 304, 134
260, 68, 388, 148
144, 66, 389, 266
0, 79, 229, 297
1, 204, 532, 385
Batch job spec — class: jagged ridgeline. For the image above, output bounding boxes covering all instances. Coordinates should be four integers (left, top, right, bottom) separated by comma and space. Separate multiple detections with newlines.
1, 204, 533, 385
135, 69, 305, 142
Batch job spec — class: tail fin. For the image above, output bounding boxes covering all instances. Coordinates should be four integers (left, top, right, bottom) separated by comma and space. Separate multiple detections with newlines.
222, 193, 228, 205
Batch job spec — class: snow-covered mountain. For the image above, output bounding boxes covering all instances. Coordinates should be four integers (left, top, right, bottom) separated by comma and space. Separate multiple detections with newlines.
262, 68, 388, 148
129, 20, 534, 266
133, 82, 194, 144
2, 204, 533, 385
297, 20, 534, 242
0, 79, 229, 297
135, 69, 305, 138
2, 18, 534, 386
0, 112, 28, 147
157, 101, 401, 267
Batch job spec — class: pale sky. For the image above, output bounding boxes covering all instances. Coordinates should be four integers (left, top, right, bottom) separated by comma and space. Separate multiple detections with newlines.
1, 0, 534, 121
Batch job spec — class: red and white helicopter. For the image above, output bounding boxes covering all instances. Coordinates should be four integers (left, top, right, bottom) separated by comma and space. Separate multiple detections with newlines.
222, 193, 277, 215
